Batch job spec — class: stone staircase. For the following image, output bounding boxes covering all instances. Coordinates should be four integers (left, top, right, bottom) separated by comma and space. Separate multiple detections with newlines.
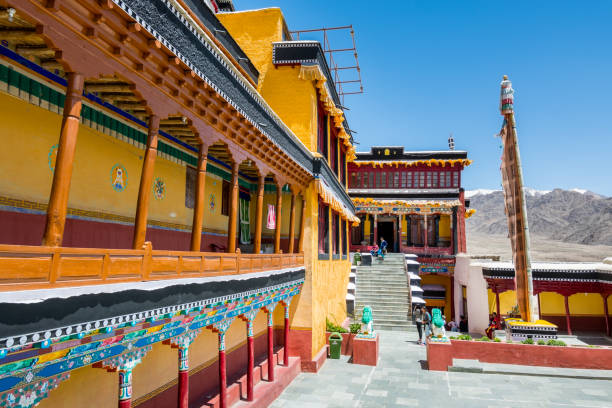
355, 253, 415, 331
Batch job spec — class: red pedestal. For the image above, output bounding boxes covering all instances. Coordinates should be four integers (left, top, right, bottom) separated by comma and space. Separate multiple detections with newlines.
178, 370, 188, 408
352, 335, 379, 366
247, 335, 254, 401
284, 317, 290, 366
118, 400, 131, 408
267, 326, 274, 381
219, 350, 227, 408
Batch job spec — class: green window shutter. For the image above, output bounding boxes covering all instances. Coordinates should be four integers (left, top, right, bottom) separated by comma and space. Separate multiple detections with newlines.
31, 81, 41, 98
8, 68, 19, 87
0, 65, 7, 84
20, 75, 30, 93
41, 86, 50, 103
58, 93, 65, 107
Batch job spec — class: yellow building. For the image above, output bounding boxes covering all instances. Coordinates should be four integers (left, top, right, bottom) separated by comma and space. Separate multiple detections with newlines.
0, 1, 357, 408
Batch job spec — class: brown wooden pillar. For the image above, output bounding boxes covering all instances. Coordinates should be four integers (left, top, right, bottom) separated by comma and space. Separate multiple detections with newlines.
373, 213, 378, 245
603, 294, 610, 337
190, 144, 208, 251
288, 191, 297, 253
495, 290, 501, 318
42, 72, 84, 247
253, 175, 265, 254
132, 115, 160, 249
274, 183, 283, 254
227, 162, 239, 253
297, 195, 306, 253
564, 294, 572, 335
424, 214, 429, 249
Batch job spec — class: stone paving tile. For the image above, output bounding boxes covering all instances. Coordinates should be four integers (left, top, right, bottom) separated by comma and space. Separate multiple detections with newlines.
271, 330, 612, 407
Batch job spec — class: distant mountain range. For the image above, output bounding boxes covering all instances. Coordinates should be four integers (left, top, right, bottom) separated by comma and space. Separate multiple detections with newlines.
466, 188, 612, 246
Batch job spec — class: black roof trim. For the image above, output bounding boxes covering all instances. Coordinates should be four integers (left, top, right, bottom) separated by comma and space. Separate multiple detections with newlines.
350, 192, 461, 200
181, 0, 258, 83
313, 157, 356, 214
272, 41, 352, 141
355, 147, 468, 161
117, 0, 314, 175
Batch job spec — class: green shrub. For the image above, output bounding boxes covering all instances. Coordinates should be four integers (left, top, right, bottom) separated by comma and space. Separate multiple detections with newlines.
493, 337, 501, 342
506, 339, 513, 343
537, 340, 546, 345
326, 318, 348, 333
521, 338, 534, 344
349, 323, 361, 334
546, 339, 566, 347
476, 336, 491, 342
455, 334, 472, 341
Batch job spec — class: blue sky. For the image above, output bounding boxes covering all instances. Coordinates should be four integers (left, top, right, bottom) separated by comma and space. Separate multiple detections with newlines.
237, 1, 612, 196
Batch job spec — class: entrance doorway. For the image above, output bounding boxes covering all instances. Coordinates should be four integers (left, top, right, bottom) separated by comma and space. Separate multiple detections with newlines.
377, 221, 394, 252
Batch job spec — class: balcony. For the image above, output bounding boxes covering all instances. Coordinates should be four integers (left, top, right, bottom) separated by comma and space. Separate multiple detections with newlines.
0, 243, 304, 292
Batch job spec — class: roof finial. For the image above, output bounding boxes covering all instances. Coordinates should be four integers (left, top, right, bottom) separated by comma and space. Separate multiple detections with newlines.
448, 134, 455, 150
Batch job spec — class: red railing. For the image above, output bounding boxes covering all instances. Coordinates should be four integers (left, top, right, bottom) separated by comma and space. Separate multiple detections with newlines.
0, 243, 304, 291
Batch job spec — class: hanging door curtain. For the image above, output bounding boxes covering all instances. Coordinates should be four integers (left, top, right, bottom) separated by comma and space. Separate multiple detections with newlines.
239, 198, 251, 244
267, 204, 276, 230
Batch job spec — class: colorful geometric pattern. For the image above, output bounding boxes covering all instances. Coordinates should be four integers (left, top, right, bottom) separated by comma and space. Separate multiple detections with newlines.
0, 279, 302, 399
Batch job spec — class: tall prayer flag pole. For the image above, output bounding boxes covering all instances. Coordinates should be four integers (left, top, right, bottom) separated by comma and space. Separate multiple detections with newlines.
499, 75, 539, 323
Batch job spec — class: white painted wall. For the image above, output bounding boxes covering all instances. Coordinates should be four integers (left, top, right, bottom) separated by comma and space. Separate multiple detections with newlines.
453, 254, 490, 334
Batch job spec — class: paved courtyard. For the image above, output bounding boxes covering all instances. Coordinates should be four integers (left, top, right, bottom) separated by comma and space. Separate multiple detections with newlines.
270, 331, 612, 408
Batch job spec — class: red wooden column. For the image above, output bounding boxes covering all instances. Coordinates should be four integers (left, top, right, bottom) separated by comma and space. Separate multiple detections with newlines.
495, 290, 501, 318
297, 195, 306, 253
42, 72, 84, 246
603, 294, 610, 337
373, 214, 378, 245
170, 331, 199, 408
118, 368, 134, 408
240, 310, 258, 401
274, 183, 283, 254
132, 115, 160, 249
253, 175, 265, 254
265, 303, 278, 381
283, 299, 292, 366
227, 162, 239, 253
190, 143, 208, 251
564, 294, 572, 335
211, 319, 232, 408
288, 190, 297, 253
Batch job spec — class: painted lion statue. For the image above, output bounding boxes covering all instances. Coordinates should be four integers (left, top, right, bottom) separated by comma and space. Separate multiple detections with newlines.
361, 306, 374, 335
431, 308, 446, 338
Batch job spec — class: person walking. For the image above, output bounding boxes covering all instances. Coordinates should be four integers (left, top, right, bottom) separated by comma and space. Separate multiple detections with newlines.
422, 307, 432, 342
378, 237, 388, 259
414, 306, 424, 344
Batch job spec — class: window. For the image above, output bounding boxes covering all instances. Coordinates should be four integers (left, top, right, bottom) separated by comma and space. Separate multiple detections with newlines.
342, 219, 348, 255
318, 200, 329, 255
376, 172, 382, 188
221, 180, 230, 216
317, 104, 328, 158
369, 172, 374, 188
340, 147, 346, 184
407, 171, 412, 188
356, 172, 361, 188
401, 171, 407, 188
185, 166, 197, 208
440, 171, 446, 188
432, 172, 438, 188
453, 171, 459, 187
350, 172, 356, 188
330, 135, 337, 174
446, 172, 451, 188
332, 212, 339, 255
394, 172, 400, 188
363, 171, 368, 188
419, 172, 425, 188
426, 172, 432, 188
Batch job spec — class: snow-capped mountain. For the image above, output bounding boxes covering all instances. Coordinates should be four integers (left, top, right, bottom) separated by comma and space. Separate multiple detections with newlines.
466, 188, 611, 245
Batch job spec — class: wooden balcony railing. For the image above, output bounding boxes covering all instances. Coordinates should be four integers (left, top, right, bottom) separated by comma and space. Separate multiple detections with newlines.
0, 243, 304, 291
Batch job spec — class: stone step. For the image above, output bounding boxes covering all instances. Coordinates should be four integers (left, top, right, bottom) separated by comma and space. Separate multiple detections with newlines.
355, 282, 408, 287
373, 324, 417, 332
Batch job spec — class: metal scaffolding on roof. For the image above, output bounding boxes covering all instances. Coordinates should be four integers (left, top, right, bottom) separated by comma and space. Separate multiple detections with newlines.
290, 25, 364, 105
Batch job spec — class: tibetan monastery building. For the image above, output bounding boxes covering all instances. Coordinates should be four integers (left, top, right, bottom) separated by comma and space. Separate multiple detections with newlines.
0, 2, 357, 408
348, 146, 472, 319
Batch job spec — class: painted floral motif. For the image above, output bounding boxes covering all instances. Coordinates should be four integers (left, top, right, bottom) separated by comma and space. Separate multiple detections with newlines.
152, 177, 166, 200
47, 144, 58, 172
110, 164, 128, 192
209, 193, 215, 213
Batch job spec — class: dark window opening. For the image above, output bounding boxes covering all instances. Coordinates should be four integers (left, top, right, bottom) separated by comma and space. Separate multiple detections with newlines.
185, 166, 197, 209
221, 180, 230, 216
318, 200, 329, 255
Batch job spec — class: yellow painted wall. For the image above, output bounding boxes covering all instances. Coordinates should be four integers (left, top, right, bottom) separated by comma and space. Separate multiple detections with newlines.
439, 214, 451, 239
217, 10, 319, 152
421, 274, 452, 322
487, 289, 611, 317
132, 342, 178, 400
38, 365, 118, 408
